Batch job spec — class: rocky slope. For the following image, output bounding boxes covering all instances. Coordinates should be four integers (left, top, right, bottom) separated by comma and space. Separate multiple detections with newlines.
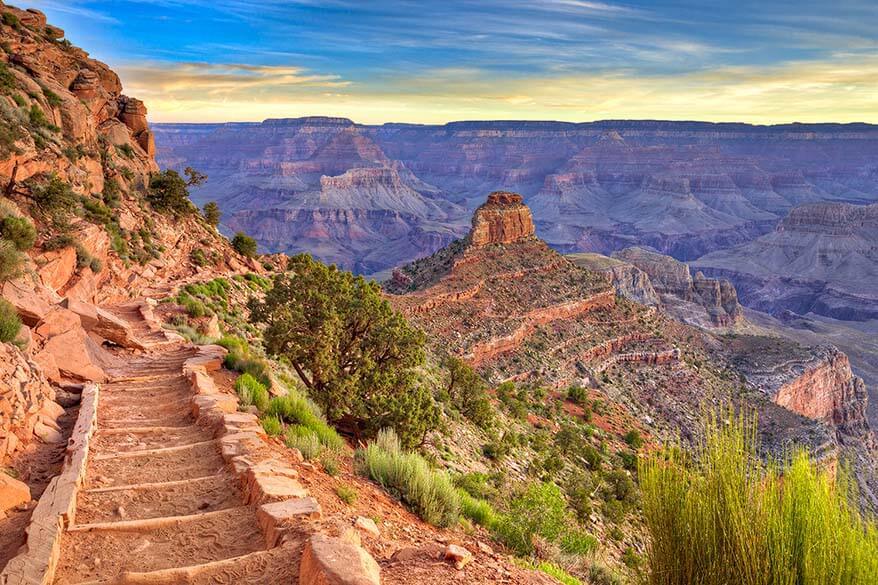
0, 0, 260, 485
156, 118, 878, 273
388, 193, 877, 509
693, 202, 878, 321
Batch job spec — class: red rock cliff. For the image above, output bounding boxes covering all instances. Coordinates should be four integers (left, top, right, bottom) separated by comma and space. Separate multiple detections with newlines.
469, 192, 535, 246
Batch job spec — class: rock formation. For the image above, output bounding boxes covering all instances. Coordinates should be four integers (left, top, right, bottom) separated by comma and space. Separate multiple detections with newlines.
693, 202, 878, 322
155, 118, 878, 273
469, 192, 535, 247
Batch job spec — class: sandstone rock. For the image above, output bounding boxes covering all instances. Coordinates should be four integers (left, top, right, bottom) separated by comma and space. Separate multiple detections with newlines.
34, 306, 82, 340
470, 192, 535, 247
0, 342, 55, 463
37, 327, 108, 383
0, 473, 30, 514
2, 280, 53, 326
70, 68, 101, 100
354, 516, 380, 539
257, 497, 322, 547
300, 533, 381, 585
19, 8, 48, 29
118, 96, 149, 134
37, 247, 77, 292
443, 544, 473, 569
33, 419, 63, 443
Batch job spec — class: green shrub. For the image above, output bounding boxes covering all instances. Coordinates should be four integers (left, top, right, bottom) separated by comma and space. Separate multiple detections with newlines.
82, 197, 112, 225
0, 240, 22, 282
639, 410, 878, 585
260, 415, 283, 436
336, 485, 357, 505
115, 143, 135, 158
2, 12, 20, 29
559, 529, 598, 555
42, 87, 62, 108
267, 395, 345, 451
492, 482, 567, 556
43, 233, 75, 251
231, 231, 257, 257
537, 563, 584, 585
567, 384, 588, 405
190, 248, 208, 267
102, 178, 121, 208
203, 201, 221, 227
0, 62, 17, 94
33, 176, 77, 217
457, 490, 497, 528
235, 373, 270, 412
358, 428, 459, 527
28, 104, 56, 130
320, 452, 340, 476
623, 429, 643, 449
0, 216, 35, 250
284, 426, 322, 460
147, 170, 193, 215
12, 94, 25, 107
0, 298, 21, 343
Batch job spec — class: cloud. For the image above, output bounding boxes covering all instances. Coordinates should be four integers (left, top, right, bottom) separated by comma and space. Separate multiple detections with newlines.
28, 0, 120, 23
130, 54, 878, 125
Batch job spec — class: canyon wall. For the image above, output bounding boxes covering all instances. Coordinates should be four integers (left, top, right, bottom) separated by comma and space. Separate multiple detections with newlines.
154, 118, 878, 274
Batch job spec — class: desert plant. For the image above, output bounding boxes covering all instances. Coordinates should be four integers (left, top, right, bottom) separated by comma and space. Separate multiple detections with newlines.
147, 170, 193, 215
492, 481, 568, 556
0, 297, 21, 343
235, 373, 270, 412
0, 215, 35, 250
251, 254, 438, 448
202, 201, 221, 227
32, 176, 77, 217
639, 409, 878, 585
358, 428, 459, 527
284, 426, 322, 460
260, 415, 283, 436
0, 240, 22, 282
231, 231, 257, 257
335, 485, 357, 505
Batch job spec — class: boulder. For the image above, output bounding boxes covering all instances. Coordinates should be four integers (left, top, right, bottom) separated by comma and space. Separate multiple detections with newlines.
36, 327, 107, 382
33, 419, 63, 443
354, 516, 380, 539
0, 473, 30, 514
37, 247, 77, 292
34, 306, 82, 340
257, 497, 322, 547
300, 533, 381, 585
2, 279, 53, 326
443, 544, 473, 569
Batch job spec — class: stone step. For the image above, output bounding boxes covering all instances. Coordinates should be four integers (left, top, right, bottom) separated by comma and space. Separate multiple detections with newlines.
86, 440, 225, 487
91, 439, 218, 461
64, 542, 298, 585
54, 507, 269, 583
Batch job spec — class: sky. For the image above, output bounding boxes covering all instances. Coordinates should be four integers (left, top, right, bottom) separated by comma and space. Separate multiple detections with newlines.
26, 0, 878, 124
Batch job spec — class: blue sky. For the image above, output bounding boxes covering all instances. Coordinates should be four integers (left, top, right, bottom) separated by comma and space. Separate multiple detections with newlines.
27, 0, 878, 123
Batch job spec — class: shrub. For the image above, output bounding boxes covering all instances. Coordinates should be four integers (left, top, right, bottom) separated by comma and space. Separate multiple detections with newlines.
567, 384, 588, 405
42, 87, 62, 108
492, 481, 567, 556
559, 529, 598, 555
102, 178, 121, 208
251, 255, 438, 448
260, 415, 283, 436
320, 452, 340, 476
284, 426, 322, 460
28, 104, 56, 130
2, 12, 20, 29
457, 490, 497, 528
266, 395, 345, 451
639, 410, 878, 585
0, 62, 16, 93
235, 373, 270, 412
203, 201, 221, 227
442, 356, 494, 430
0, 216, 35, 250
358, 428, 459, 527
43, 233, 75, 251
537, 563, 584, 585
336, 485, 357, 505
0, 240, 22, 282
190, 248, 208, 267
623, 429, 643, 449
231, 231, 257, 257
147, 170, 193, 215
115, 143, 135, 158
0, 298, 21, 343
33, 176, 77, 217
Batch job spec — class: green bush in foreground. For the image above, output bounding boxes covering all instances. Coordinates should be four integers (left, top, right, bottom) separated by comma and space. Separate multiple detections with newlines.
0, 298, 21, 343
639, 410, 878, 585
358, 428, 459, 527
0, 216, 35, 250
0, 240, 22, 283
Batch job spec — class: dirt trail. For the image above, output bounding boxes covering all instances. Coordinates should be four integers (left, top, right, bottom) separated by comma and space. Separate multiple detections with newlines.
52, 322, 295, 584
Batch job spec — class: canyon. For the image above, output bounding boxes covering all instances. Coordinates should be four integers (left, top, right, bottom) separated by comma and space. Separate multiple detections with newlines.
155, 118, 878, 275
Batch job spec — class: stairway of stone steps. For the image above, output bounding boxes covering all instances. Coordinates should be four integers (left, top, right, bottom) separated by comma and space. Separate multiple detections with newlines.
52, 347, 297, 584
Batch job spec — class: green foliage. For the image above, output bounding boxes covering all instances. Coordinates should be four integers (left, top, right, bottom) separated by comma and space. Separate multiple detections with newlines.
0, 240, 22, 282
0, 298, 21, 343
2, 12, 20, 29
231, 231, 257, 257
190, 248, 208, 267
492, 481, 567, 556
284, 426, 323, 460
623, 429, 644, 449
358, 428, 459, 527
559, 529, 598, 555
82, 197, 112, 225
0, 62, 16, 93
639, 410, 878, 585
335, 485, 357, 505
28, 104, 56, 131
265, 395, 345, 451
202, 201, 221, 227
234, 373, 270, 412
43, 233, 75, 251
42, 87, 62, 108
260, 415, 283, 436
457, 490, 498, 527
33, 176, 77, 218
0, 215, 35, 250
250, 254, 438, 448
102, 178, 121, 208
115, 143, 135, 158
567, 384, 589, 405
536, 563, 585, 585
147, 170, 193, 215
442, 356, 494, 430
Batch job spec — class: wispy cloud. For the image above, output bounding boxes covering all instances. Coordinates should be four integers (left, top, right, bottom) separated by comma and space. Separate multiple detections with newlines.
29, 0, 119, 23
